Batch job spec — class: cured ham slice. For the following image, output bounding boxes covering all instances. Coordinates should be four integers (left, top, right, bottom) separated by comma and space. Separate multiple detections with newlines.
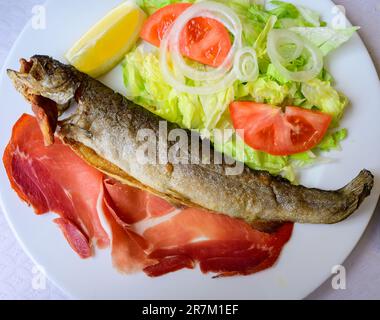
54, 218, 91, 259
103, 208, 151, 273
3, 114, 109, 256
144, 256, 195, 277
102, 180, 171, 273
103, 179, 174, 225
103, 179, 293, 277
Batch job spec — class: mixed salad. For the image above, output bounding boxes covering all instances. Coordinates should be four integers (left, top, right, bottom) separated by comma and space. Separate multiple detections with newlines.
124, 0, 356, 181
68, 0, 358, 182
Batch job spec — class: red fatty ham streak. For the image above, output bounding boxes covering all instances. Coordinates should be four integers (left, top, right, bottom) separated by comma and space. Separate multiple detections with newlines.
3, 114, 293, 277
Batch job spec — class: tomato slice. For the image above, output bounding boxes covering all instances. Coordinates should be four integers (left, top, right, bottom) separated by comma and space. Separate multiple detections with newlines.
179, 17, 232, 67
140, 3, 192, 47
229, 102, 332, 156
140, 3, 232, 67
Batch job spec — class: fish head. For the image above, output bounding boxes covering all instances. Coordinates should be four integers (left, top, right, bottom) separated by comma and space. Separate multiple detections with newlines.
7, 55, 80, 107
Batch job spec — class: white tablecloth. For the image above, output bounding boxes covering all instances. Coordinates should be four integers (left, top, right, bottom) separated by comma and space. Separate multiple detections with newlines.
0, 0, 379, 300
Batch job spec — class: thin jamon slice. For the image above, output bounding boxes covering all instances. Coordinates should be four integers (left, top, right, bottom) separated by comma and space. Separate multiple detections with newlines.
3, 114, 110, 256
103, 206, 153, 273
103, 179, 293, 277
143, 256, 195, 277
102, 179, 175, 272
104, 179, 175, 224
54, 218, 92, 258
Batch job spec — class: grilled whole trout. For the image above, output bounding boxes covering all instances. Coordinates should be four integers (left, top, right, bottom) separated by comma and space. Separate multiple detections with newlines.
7, 56, 374, 228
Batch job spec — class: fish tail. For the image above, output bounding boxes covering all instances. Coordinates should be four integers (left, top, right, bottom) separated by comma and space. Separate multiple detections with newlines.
340, 169, 374, 215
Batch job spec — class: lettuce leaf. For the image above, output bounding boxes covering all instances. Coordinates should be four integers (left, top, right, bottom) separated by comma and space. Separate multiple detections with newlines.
255, 15, 278, 59
269, 0, 300, 19
214, 134, 289, 174
267, 63, 289, 84
212, 0, 270, 47
301, 78, 348, 125
297, 6, 322, 27
318, 128, 347, 151
268, 0, 325, 28
235, 77, 289, 105
290, 26, 359, 56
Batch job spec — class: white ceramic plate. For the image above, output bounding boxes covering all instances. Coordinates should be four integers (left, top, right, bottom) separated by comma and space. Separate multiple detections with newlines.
0, 0, 379, 300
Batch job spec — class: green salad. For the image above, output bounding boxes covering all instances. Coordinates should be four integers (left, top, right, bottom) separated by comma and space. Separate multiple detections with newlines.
122, 0, 357, 181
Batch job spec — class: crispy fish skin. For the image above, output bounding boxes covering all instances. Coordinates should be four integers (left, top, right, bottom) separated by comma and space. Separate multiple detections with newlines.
7, 55, 374, 226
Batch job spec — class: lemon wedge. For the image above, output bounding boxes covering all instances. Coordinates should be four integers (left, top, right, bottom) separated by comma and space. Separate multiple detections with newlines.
65, 1, 146, 77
